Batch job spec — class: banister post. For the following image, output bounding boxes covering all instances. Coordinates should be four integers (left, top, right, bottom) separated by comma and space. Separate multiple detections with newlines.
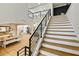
29, 38, 31, 56
25, 46, 26, 56
17, 51, 19, 56
45, 15, 47, 26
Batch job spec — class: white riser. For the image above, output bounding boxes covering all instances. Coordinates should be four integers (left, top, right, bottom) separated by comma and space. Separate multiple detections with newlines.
46, 32, 76, 36
47, 29, 74, 32
49, 23, 71, 25
44, 39, 79, 47
45, 35, 78, 40
49, 24, 71, 26
51, 20, 70, 22
50, 22, 70, 24
48, 26, 73, 27
48, 27, 73, 29
42, 43, 79, 55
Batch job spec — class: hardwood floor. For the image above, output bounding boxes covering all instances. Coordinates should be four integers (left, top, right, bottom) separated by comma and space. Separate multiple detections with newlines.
0, 34, 31, 56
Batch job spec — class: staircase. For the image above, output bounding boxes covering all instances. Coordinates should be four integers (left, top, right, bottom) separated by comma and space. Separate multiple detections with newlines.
38, 15, 79, 56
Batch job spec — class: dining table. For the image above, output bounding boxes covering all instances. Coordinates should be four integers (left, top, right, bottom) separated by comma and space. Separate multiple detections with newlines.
0, 34, 10, 47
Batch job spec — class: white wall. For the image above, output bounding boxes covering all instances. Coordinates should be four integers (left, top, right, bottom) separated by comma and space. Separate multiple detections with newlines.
66, 3, 79, 37
51, 3, 53, 16
0, 3, 53, 25
0, 4, 26, 23
0, 3, 38, 24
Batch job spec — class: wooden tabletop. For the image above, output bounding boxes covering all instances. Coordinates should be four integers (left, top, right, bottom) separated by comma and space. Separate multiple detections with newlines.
0, 34, 10, 41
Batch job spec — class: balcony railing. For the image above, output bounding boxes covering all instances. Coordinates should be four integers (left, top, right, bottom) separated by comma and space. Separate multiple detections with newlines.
17, 9, 51, 56
27, 9, 49, 19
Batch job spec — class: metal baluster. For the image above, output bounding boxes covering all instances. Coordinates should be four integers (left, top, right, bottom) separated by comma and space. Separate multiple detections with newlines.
45, 15, 47, 26
40, 11, 41, 17
40, 23, 42, 38
29, 37, 31, 56
25, 46, 27, 56
17, 51, 19, 56
50, 10, 51, 16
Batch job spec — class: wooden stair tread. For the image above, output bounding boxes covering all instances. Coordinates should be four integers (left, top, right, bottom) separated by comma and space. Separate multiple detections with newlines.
45, 34, 78, 41
43, 41, 79, 50
42, 43, 79, 55
46, 31, 77, 37
45, 37, 79, 43
41, 47, 77, 56
40, 50, 58, 56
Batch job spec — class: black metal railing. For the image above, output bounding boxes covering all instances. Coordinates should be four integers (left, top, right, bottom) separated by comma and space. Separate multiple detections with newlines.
17, 46, 30, 56
17, 9, 51, 56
